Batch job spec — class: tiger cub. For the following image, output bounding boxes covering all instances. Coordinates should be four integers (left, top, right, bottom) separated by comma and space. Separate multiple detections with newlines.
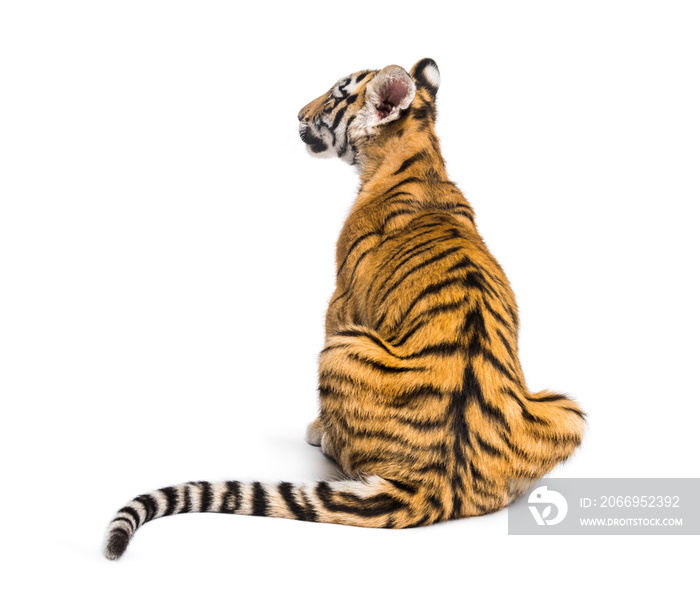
104, 58, 585, 560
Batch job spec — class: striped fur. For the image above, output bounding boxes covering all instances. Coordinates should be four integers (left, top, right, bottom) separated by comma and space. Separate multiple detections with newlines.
104, 58, 585, 560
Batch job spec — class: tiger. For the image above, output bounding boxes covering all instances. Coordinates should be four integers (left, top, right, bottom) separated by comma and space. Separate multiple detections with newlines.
104, 58, 585, 560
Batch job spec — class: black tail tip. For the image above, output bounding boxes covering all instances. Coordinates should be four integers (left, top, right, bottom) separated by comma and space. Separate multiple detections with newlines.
104, 529, 130, 560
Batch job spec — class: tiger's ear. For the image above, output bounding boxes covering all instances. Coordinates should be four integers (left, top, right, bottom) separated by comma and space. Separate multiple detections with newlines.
364, 65, 416, 125
410, 58, 441, 99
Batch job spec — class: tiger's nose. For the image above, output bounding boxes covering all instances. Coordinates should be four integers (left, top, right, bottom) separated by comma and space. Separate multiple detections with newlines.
297, 110, 307, 122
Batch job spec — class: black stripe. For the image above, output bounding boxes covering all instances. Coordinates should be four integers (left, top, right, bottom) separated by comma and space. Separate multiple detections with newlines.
337, 343, 450, 373
379, 191, 413, 206
451, 476, 465, 519
380, 232, 447, 277
319, 379, 446, 407
469, 460, 489, 485
475, 433, 506, 457
197, 481, 211, 512
413, 461, 449, 475
391, 298, 469, 346
370, 228, 459, 303
118, 505, 142, 528
445, 256, 474, 275
462, 306, 487, 339
482, 298, 513, 329
394, 151, 427, 176
337, 78, 350, 96
405, 513, 432, 528
321, 343, 348, 355
331, 105, 348, 131
499, 431, 541, 462
110, 516, 135, 531
299, 490, 319, 522
481, 349, 518, 383
462, 270, 496, 297
400, 341, 462, 359
382, 208, 417, 229
524, 393, 568, 403
470, 483, 500, 504
384, 478, 419, 495
563, 406, 586, 419
318, 370, 372, 394
392, 412, 446, 431
505, 301, 519, 326
251, 482, 268, 517
328, 287, 349, 308
383, 176, 421, 196
417, 109, 434, 131
338, 114, 357, 158
181, 484, 192, 513
382, 276, 464, 329
522, 407, 549, 426
375, 219, 445, 251
160, 486, 178, 516
511, 468, 545, 480
377, 245, 463, 308
222, 481, 241, 513
433, 202, 472, 214
347, 352, 424, 374
426, 493, 443, 512
108, 526, 129, 537
344, 247, 372, 289
495, 328, 516, 359
315, 482, 406, 518
532, 432, 582, 445
327, 238, 374, 309
432, 203, 474, 222
383, 385, 447, 407
134, 494, 158, 522
468, 488, 499, 513
337, 231, 378, 275
448, 366, 471, 489
387, 198, 420, 208
503, 388, 548, 424
319, 369, 451, 402
375, 229, 456, 285
335, 422, 450, 456
279, 482, 311, 521
346, 448, 418, 470
411, 101, 436, 122
461, 364, 510, 429
334, 328, 396, 356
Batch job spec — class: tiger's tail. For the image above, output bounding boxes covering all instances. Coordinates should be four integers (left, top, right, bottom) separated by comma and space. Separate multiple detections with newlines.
104, 475, 423, 560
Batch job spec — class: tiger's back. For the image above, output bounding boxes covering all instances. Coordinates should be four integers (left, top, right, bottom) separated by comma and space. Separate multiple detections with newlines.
104, 58, 584, 559
310, 62, 584, 525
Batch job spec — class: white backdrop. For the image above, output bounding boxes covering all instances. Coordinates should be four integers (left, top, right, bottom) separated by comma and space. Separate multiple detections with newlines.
1, 1, 698, 591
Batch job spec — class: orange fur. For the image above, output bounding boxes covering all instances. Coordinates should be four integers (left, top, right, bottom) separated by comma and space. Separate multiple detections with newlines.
301, 59, 585, 523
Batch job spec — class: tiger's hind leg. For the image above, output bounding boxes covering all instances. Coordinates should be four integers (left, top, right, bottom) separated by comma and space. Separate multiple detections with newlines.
317, 325, 458, 477
306, 417, 324, 446
306, 417, 342, 463
312, 326, 457, 525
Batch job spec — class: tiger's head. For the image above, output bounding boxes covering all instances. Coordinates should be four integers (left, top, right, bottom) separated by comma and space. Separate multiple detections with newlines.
298, 59, 441, 165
